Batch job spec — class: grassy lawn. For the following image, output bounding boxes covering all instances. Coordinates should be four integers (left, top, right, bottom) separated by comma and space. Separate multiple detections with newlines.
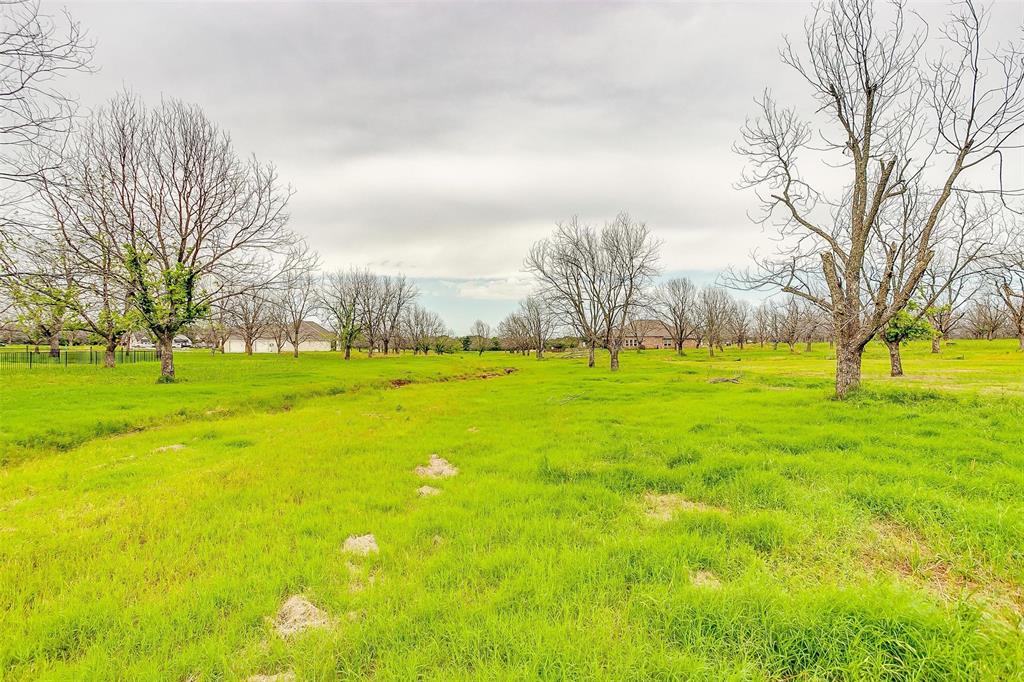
1, 341, 1023, 680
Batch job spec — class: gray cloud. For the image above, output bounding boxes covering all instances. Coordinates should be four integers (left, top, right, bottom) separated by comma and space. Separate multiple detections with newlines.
54, 0, 1024, 329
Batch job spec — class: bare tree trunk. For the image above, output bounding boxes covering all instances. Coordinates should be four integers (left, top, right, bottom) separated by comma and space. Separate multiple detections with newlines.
292, 344, 299, 358
536, 347, 544, 359
805, 340, 812, 352
1019, 333, 1024, 352
245, 339, 253, 355
587, 345, 595, 368
886, 340, 904, 377
104, 339, 117, 368
48, 333, 60, 358
344, 344, 352, 360
931, 336, 941, 354
708, 343, 714, 358
609, 346, 620, 371
158, 335, 175, 381
834, 340, 862, 399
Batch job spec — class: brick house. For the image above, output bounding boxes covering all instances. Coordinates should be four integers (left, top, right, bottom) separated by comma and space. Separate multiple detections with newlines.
622, 319, 675, 349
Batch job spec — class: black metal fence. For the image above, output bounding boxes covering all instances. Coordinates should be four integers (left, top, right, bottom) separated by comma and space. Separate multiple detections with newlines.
0, 348, 160, 370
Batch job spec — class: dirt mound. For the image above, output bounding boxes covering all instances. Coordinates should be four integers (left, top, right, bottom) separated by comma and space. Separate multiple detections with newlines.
415, 455, 459, 479
643, 492, 721, 520
273, 595, 331, 637
154, 444, 185, 452
389, 378, 412, 387
248, 673, 295, 682
691, 570, 722, 588
417, 485, 441, 497
343, 534, 379, 555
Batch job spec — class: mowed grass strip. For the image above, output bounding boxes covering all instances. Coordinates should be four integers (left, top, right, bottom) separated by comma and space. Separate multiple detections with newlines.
0, 341, 1023, 679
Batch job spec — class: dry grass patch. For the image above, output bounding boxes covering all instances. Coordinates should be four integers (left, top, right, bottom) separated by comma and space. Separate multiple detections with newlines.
153, 443, 185, 452
247, 673, 295, 682
643, 492, 723, 520
273, 595, 332, 637
346, 561, 378, 593
691, 570, 722, 588
417, 485, 441, 497
865, 520, 1024, 623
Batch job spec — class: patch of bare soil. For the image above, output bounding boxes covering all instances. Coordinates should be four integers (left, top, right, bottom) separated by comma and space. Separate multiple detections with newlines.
247, 667, 296, 679
415, 455, 459, 479
865, 520, 1024, 622
154, 443, 185, 452
343, 533, 379, 555
389, 378, 412, 387
247, 673, 295, 682
643, 492, 723, 520
417, 485, 441, 497
273, 595, 332, 637
691, 570, 722, 588
478, 368, 518, 379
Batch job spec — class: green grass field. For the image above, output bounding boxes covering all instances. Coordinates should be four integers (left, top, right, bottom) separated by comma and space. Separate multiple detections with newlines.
1, 341, 1023, 680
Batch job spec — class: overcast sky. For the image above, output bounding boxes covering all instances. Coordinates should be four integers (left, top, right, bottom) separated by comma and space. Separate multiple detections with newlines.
55, 0, 1024, 332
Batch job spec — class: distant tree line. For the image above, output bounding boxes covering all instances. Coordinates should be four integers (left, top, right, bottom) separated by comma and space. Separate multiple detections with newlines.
0, 0, 1022, 399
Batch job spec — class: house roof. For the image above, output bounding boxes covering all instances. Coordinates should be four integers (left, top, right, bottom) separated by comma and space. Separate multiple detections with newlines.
297, 320, 333, 339
228, 320, 333, 342
627, 319, 672, 337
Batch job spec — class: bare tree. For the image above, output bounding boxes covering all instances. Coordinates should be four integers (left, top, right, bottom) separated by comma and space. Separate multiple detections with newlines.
519, 294, 555, 358
497, 311, 530, 355
999, 235, 1024, 350
650, 277, 698, 354
381, 275, 417, 354
225, 286, 274, 355
734, 0, 1024, 398
3, 248, 72, 356
527, 213, 659, 371
0, 0, 92, 263
276, 243, 321, 358
697, 286, 733, 357
753, 301, 772, 348
964, 295, 1007, 340
798, 301, 827, 352
354, 272, 414, 357
320, 268, 362, 360
775, 296, 804, 352
922, 269, 977, 353
403, 304, 445, 355
729, 299, 753, 349
54, 92, 293, 380
526, 216, 603, 368
469, 319, 491, 355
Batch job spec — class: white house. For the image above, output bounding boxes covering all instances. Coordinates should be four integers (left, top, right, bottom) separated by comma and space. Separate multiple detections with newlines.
223, 321, 333, 353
